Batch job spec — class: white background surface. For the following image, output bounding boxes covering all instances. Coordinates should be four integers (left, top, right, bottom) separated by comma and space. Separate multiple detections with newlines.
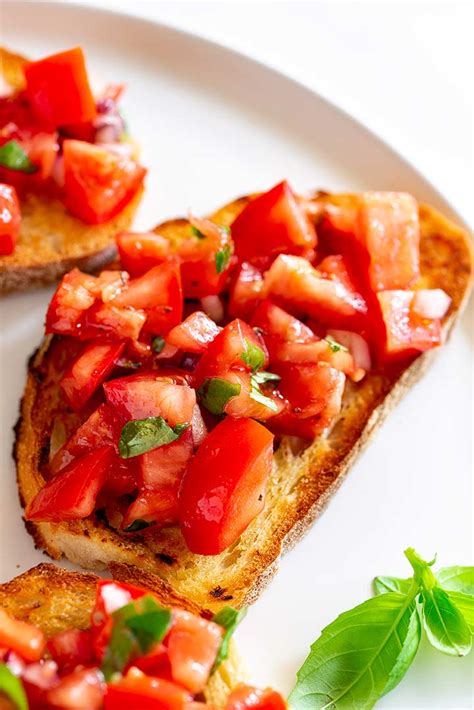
1, 2, 473, 708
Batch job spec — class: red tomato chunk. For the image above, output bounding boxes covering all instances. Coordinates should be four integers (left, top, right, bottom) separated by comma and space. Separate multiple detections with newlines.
0, 183, 21, 255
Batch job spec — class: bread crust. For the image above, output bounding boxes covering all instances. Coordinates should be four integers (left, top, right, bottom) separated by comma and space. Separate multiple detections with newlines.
0, 48, 143, 294
14, 193, 473, 612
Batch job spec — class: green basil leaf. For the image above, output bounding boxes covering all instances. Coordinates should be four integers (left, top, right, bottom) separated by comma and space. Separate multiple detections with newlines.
101, 622, 136, 682
374, 576, 412, 595
420, 586, 472, 656
125, 608, 172, 653
288, 589, 421, 710
211, 606, 247, 672
215, 244, 231, 274
119, 417, 186, 458
324, 335, 348, 353
240, 339, 265, 372
0, 140, 37, 174
249, 376, 278, 412
436, 566, 474, 595
252, 370, 281, 385
0, 664, 28, 710
190, 225, 206, 239
123, 518, 153, 533
446, 591, 474, 633
116, 358, 142, 370
152, 336, 165, 354
198, 377, 241, 415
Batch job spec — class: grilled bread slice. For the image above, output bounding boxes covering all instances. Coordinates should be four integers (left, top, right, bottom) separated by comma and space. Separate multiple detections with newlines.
0, 563, 243, 705
14, 193, 473, 613
0, 48, 143, 294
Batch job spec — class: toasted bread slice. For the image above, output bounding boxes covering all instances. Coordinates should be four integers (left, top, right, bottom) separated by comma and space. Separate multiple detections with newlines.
14, 193, 473, 613
0, 563, 243, 705
0, 48, 143, 295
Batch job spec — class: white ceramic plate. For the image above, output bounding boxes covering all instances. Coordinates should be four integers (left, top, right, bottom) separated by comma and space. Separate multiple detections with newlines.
0, 3, 471, 707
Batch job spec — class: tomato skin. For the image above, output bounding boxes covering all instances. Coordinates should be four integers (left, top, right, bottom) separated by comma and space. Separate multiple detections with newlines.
167, 311, 221, 353
167, 610, 223, 693
222, 371, 287, 421
226, 685, 286, 710
25, 446, 114, 522
62, 139, 146, 225
179, 417, 274, 554
272, 362, 345, 421
252, 300, 314, 343
45, 667, 105, 710
104, 373, 196, 427
45, 268, 98, 336
60, 340, 126, 411
0, 183, 21, 255
113, 261, 183, 335
104, 674, 192, 710
228, 262, 265, 320
376, 290, 441, 359
47, 628, 94, 675
117, 231, 170, 277
0, 608, 45, 662
24, 47, 96, 128
231, 181, 316, 265
80, 302, 146, 341
193, 319, 268, 387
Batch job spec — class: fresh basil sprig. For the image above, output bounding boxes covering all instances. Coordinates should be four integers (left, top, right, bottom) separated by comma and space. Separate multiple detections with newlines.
119, 416, 188, 458
241, 339, 265, 372
212, 606, 247, 672
0, 664, 28, 710
198, 377, 241, 415
289, 549, 473, 709
0, 139, 38, 173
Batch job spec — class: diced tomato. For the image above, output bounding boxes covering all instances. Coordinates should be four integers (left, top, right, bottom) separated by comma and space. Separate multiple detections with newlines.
113, 261, 183, 334
62, 139, 146, 224
190, 404, 207, 447
167, 610, 223, 694
24, 47, 97, 128
45, 268, 98, 336
222, 371, 286, 421
27, 131, 58, 179
91, 269, 130, 303
0, 608, 45, 662
44, 667, 105, 710
376, 290, 441, 359
226, 685, 287, 710
25, 446, 114, 522
316, 254, 362, 295
80, 302, 146, 341
252, 300, 314, 343
179, 417, 274, 554
167, 311, 221, 353
176, 215, 235, 298
104, 372, 196, 426
0, 183, 21, 255
91, 580, 145, 632
264, 254, 367, 328
47, 629, 94, 675
122, 430, 194, 530
104, 674, 192, 710
193, 319, 268, 387
129, 644, 171, 678
22, 660, 59, 706
231, 181, 316, 265
228, 262, 265, 320
60, 341, 126, 411
117, 231, 170, 277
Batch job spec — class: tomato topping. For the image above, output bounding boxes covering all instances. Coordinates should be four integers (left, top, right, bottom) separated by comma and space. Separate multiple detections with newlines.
112, 261, 183, 334
47, 628, 94, 675
104, 372, 196, 427
45, 667, 105, 710
45, 268, 98, 336
167, 610, 223, 693
226, 685, 287, 709
377, 290, 441, 358
60, 341, 126, 411
228, 262, 265, 320
177, 215, 234, 298
179, 417, 274, 554
24, 47, 96, 128
117, 231, 170, 277
104, 674, 192, 710
62, 139, 146, 224
193, 319, 268, 387
252, 300, 314, 343
264, 254, 367, 328
167, 311, 221, 354
80, 302, 146, 341
0, 608, 45, 662
25, 446, 114, 522
0, 182, 20, 255
222, 371, 286, 421
231, 181, 316, 265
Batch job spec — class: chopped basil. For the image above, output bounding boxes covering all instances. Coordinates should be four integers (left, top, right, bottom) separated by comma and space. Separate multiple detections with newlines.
123, 519, 153, 533
101, 595, 172, 681
249, 375, 279, 412
325, 334, 348, 353
0, 664, 28, 710
0, 140, 37, 173
252, 370, 281, 385
198, 377, 241, 415
215, 244, 231, 274
240, 339, 265, 372
220, 225, 231, 234
152, 335, 166, 354
118, 416, 188, 458
173, 422, 190, 436
190, 224, 206, 239
212, 606, 247, 672
116, 358, 142, 370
